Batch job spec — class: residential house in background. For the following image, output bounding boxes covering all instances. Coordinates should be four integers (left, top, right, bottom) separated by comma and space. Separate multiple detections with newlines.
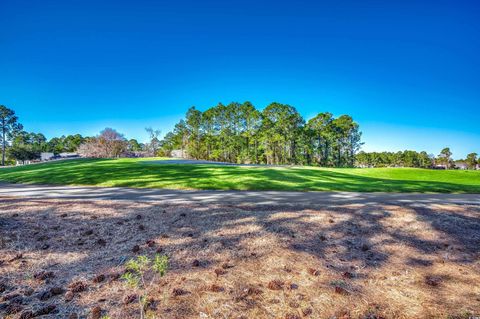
58, 152, 80, 158
171, 149, 188, 158
41, 152, 55, 161
40, 152, 80, 162
454, 161, 468, 170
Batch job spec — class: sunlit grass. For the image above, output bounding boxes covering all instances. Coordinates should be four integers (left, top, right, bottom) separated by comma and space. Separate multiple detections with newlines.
0, 158, 479, 193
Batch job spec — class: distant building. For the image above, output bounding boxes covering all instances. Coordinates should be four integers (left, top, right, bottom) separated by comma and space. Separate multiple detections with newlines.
59, 152, 80, 158
171, 149, 188, 158
454, 161, 468, 170
40, 152, 80, 162
16, 160, 33, 166
41, 152, 55, 161
123, 151, 148, 158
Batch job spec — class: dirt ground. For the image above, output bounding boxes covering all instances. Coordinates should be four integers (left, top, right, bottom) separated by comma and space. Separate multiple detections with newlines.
0, 197, 479, 319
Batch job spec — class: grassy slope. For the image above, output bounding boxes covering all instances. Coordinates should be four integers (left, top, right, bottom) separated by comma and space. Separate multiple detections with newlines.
0, 158, 479, 193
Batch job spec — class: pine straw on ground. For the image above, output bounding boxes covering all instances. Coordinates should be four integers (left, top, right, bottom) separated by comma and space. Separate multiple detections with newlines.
0, 197, 479, 319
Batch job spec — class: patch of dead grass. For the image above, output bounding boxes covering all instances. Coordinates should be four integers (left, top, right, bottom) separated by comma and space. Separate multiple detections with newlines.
0, 197, 479, 318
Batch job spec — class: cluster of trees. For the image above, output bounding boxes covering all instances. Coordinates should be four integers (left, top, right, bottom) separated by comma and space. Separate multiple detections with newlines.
78, 128, 162, 158
1, 105, 158, 163
7, 133, 90, 164
46, 134, 86, 154
436, 147, 453, 169
4, 132, 87, 164
465, 153, 478, 169
456, 152, 478, 169
355, 150, 434, 168
1, 105, 23, 165
13, 131, 86, 153
78, 128, 128, 158
2, 103, 478, 169
1, 105, 91, 164
356, 147, 478, 169
6, 130, 87, 162
160, 102, 362, 166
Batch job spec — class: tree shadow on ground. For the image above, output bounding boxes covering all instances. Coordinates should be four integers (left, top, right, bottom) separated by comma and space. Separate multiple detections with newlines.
0, 197, 479, 318
1, 158, 480, 193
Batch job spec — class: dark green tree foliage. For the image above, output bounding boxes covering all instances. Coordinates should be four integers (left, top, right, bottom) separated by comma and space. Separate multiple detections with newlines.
9, 130, 50, 163
438, 147, 453, 169
331, 115, 363, 167
355, 150, 433, 168
8, 144, 40, 164
161, 102, 362, 166
9, 130, 44, 163
305, 112, 333, 166
173, 120, 188, 153
261, 102, 304, 164
11, 131, 86, 155
185, 107, 202, 159
46, 134, 85, 154
158, 132, 176, 156
62, 134, 85, 152
128, 139, 144, 152
0, 105, 23, 165
465, 153, 478, 169
12, 131, 47, 152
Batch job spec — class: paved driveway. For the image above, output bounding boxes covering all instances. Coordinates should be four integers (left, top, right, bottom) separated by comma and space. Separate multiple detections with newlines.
1, 183, 479, 206
145, 159, 281, 166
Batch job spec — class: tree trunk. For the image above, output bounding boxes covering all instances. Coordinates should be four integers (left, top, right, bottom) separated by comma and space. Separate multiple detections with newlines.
324, 141, 329, 167
246, 136, 249, 162
317, 137, 321, 165
2, 119, 5, 166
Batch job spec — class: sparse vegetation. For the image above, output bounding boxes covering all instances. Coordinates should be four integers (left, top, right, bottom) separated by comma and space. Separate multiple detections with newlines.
121, 254, 169, 319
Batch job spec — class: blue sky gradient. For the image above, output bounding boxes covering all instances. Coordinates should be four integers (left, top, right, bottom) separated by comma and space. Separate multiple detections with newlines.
1, 0, 479, 158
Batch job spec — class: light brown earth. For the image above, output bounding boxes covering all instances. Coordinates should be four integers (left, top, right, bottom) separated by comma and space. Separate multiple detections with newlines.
0, 197, 479, 319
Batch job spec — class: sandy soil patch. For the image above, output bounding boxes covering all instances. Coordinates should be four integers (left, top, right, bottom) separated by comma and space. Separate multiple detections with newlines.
0, 197, 479, 318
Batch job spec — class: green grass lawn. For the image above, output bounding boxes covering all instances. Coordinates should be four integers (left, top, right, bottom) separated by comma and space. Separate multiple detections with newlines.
0, 158, 479, 193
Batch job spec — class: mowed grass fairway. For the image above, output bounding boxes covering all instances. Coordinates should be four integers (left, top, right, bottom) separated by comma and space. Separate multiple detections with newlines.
1, 158, 479, 193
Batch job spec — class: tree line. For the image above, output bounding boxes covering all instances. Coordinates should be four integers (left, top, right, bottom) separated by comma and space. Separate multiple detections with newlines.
0, 105, 149, 164
355, 150, 433, 168
159, 102, 362, 166
78, 128, 148, 158
356, 148, 479, 169
5, 128, 149, 164
2, 103, 478, 169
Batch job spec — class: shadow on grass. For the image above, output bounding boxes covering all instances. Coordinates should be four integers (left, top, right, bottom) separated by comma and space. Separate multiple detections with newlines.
0, 158, 479, 193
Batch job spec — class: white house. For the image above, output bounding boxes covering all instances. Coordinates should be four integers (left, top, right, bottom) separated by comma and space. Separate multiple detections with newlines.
40, 152, 55, 161
171, 149, 188, 158
454, 161, 468, 170
59, 152, 79, 158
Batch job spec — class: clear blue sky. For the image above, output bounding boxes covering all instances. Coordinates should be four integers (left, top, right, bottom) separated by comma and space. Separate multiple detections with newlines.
1, 0, 479, 158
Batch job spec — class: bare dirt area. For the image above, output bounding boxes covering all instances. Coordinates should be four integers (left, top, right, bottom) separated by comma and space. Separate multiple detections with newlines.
0, 197, 479, 319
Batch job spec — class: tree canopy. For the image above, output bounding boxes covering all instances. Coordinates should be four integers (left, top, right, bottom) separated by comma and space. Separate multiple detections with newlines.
160, 102, 363, 167
0, 105, 23, 165
355, 150, 434, 168
78, 128, 127, 158
2, 104, 478, 168
465, 153, 478, 169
